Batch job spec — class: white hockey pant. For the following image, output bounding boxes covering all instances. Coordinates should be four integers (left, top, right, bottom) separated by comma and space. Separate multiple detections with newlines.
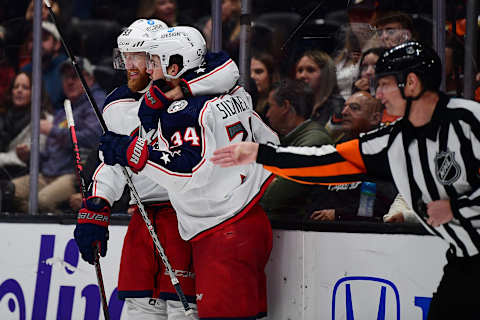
125, 298, 198, 320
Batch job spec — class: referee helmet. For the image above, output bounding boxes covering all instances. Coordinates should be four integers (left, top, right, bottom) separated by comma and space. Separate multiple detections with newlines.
375, 41, 442, 93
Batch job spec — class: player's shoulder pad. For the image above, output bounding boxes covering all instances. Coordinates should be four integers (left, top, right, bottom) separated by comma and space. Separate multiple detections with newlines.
182, 51, 231, 82
103, 85, 142, 110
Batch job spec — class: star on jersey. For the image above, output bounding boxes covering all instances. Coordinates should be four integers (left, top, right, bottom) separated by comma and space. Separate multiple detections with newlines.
160, 152, 170, 164
195, 67, 206, 74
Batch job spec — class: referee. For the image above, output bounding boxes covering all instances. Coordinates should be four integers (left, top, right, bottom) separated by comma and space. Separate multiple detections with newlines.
211, 42, 480, 320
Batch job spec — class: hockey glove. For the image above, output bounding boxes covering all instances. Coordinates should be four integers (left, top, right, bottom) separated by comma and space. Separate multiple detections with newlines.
74, 197, 111, 265
139, 79, 172, 132
100, 131, 149, 173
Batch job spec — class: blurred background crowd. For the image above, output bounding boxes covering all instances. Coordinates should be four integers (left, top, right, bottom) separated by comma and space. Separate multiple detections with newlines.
0, 0, 478, 225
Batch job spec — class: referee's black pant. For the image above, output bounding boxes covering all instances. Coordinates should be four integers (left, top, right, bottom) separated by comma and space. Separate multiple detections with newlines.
427, 246, 480, 320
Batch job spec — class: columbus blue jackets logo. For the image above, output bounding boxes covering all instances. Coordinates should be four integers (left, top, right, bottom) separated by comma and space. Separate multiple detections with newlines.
434, 150, 461, 185
167, 100, 188, 113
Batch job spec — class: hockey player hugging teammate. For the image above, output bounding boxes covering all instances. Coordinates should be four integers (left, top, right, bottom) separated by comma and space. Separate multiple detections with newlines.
73, 20, 253, 319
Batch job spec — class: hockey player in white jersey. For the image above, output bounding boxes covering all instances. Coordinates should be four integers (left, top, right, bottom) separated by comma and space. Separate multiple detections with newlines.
73, 19, 240, 319
98, 26, 279, 319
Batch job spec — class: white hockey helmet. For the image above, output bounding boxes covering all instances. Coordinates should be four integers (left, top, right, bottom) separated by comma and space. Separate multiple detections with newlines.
113, 19, 168, 70
146, 26, 207, 79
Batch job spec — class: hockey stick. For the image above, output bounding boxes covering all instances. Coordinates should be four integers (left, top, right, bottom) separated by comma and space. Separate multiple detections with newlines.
280, 0, 326, 52
43, 0, 194, 316
64, 100, 110, 320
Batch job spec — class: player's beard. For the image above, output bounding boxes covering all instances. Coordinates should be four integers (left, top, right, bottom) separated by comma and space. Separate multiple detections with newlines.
127, 68, 150, 92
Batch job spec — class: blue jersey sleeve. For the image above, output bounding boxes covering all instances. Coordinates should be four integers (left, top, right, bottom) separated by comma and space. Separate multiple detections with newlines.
182, 51, 231, 82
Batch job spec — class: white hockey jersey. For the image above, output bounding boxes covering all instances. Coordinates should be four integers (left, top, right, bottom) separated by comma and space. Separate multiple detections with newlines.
138, 86, 280, 240
92, 84, 170, 205
92, 50, 241, 207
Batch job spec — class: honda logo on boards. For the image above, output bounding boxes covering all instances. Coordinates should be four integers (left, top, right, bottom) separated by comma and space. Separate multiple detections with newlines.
332, 276, 400, 320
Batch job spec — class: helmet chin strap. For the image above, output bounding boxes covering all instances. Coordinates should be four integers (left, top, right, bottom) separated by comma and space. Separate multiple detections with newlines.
399, 84, 426, 121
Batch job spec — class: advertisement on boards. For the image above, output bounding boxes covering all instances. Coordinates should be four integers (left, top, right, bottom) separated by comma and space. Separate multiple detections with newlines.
266, 230, 448, 320
1, 224, 449, 319
0, 223, 127, 319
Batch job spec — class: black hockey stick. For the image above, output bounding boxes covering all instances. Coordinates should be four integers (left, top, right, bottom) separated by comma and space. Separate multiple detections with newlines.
64, 100, 110, 320
43, 0, 194, 316
280, 0, 326, 52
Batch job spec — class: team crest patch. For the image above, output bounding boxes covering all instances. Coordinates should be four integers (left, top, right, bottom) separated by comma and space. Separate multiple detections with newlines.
434, 150, 461, 185
168, 100, 188, 113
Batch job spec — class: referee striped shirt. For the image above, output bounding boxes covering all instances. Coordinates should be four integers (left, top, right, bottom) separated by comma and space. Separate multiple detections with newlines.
257, 93, 480, 257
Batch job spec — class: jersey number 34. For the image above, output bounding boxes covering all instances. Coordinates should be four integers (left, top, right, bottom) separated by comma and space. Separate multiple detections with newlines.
171, 127, 200, 147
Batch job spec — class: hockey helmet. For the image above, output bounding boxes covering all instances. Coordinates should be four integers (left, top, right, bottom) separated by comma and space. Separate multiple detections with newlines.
146, 26, 207, 80
374, 41, 442, 92
113, 19, 168, 70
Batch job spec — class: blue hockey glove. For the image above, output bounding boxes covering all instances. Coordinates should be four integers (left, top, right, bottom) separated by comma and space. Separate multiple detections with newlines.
139, 80, 172, 132
100, 131, 150, 173
74, 197, 111, 265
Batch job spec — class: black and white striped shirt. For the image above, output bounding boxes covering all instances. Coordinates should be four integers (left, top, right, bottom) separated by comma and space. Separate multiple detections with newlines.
257, 93, 480, 256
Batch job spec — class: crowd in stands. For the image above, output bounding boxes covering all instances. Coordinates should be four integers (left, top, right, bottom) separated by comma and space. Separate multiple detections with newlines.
0, 0, 478, 225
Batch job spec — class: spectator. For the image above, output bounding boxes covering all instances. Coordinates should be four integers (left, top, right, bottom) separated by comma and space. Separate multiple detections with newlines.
295, 50, 344, 128
338, 91, 382, 139
352, 47, 385, 95
137, 0, 180, 26
250, 52, 278, 121
373, 11, 415, 49
21, 21, 67, 111
0, 33, 15, 105
0, 72, 52, 181
260, 79, 332, 219
334, 25, 361, 101
68, 148, 130, 213
332, 0, 378, 100
308, 91, 396, 221
6, 57, 104, 214
16, 25, 34, 70
346, 0, 377, 46
353, 47, 404, 125
201, 0, 241, 60
25, 0, 60, 22
151, 0, 177, 26
18, 1, 61, 69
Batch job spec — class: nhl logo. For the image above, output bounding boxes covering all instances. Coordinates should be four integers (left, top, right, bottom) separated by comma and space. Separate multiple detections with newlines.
167, 100, 188, 113
434, 150, 461, 185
